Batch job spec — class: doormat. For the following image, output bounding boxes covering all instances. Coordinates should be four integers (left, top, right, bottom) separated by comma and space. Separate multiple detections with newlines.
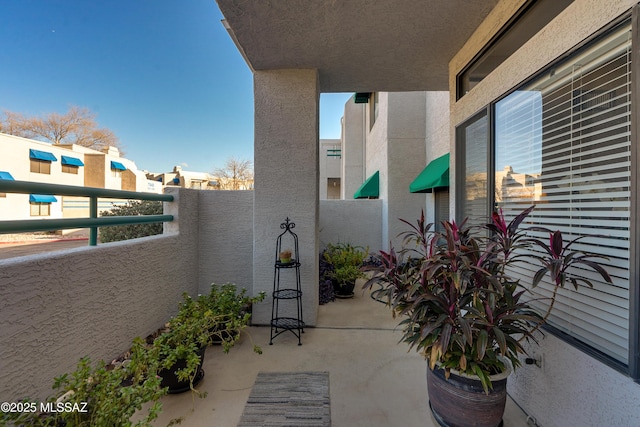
237, 371, 331, 426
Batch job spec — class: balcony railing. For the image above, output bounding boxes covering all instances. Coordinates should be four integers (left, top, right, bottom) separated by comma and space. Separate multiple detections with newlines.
0, 180, 174, 245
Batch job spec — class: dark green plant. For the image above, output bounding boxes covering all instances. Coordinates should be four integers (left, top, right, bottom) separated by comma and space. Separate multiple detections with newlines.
199, 283, 265, 353
153, 285, 265, 394
99, 200, 163, 243
1, 338, 165, 427
152, 293, 217, 395
323, 243, 368, 288
364, 206, 612, 393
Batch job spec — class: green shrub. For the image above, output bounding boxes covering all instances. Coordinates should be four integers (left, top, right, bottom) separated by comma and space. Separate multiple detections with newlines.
99, 200, 163, 243
323, 243, 368, 288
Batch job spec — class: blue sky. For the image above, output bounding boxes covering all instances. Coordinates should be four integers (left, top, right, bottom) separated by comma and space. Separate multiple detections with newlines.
0, 0, 351, 173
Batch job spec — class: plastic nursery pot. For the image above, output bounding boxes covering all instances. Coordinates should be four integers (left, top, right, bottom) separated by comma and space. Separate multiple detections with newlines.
159, 346, 207, 394
279, 250, 292, 264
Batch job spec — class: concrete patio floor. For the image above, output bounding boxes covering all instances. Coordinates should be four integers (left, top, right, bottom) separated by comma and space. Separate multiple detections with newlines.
151, 285, 531, 427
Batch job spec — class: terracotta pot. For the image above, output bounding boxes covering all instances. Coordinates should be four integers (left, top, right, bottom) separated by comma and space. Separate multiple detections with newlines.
427, 363, 510, 427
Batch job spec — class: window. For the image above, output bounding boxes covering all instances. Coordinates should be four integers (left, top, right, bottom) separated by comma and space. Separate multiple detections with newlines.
30, 159, 51, 174
61, 155, 84, 174
30, 202, 51, 216
494, 21, 631, 366
434, 189, 450, 233
110, 161, 126, 178
455, 111, 489, 227
62, 164, 79, 174
457, 0, 574, 99
456, 19, 633, 370
327, 178, 340, 199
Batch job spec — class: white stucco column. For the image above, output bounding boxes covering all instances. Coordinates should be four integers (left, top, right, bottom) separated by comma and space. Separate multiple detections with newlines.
252, 69, 320, 327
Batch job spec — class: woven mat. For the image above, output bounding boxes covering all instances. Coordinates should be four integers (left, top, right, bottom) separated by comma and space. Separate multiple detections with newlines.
237, 371, 331, 426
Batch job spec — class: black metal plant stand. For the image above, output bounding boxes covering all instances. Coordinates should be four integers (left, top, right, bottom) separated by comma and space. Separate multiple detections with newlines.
270, 217, 305, 345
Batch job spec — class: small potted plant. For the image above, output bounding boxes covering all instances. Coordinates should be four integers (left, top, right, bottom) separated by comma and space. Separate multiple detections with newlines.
278, 249, 292, 264
323, 243, 368, 298
199, 283, 266, 347
364, 206, 612, 427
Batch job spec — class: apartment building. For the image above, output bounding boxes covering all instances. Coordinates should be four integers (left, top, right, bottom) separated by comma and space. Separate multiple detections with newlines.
0, 132, 160, 221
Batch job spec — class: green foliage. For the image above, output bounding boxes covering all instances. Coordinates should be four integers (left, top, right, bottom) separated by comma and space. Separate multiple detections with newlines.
323, 243, 368, 287
99, 200, 162, 243
364, 206, 612, 394
199, 283, 266, 353
1, 339, 165, 427
0, 284, 266, 427
153, 284, 265, 393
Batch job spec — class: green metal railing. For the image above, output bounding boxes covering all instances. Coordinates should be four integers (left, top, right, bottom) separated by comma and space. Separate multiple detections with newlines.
0, 180, 174, 246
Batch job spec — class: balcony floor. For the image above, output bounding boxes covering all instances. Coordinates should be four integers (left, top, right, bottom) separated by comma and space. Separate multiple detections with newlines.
151, 287, 530, 427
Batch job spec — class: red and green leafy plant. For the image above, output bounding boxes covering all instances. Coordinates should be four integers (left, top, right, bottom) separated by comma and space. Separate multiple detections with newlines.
364, 206, 612, 392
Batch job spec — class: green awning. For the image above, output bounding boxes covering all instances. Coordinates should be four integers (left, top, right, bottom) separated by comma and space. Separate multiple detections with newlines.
354, 92, 371, 103
409, 153, 450, 193
354, 171, 379, 199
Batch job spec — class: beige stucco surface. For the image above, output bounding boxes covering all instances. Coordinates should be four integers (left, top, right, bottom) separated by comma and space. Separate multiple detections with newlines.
252, 69, 320, 326
217, 0, 500, 92
341, 100, 366, 200
319, 199, 382, 252
0, 188, 200, 402
197, 190, 254, 293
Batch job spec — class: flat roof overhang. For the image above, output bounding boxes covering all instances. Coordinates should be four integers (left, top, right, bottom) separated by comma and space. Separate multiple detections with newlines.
216, 0, 500, 92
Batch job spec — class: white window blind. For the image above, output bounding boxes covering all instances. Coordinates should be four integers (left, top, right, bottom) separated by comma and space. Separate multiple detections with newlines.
434, 189, 450, 233
494, 22, 631, 364
459, 112, 489, 227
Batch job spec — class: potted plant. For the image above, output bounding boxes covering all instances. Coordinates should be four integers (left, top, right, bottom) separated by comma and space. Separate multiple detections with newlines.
199, 283, 266, 347
364, 206, 612, 427
1, 338, 165, 427
278, 249, 292, 264
323, 243, 368, 298
153, 292, 218, 394
319, 248, 336, 304
154, 285, 265, 394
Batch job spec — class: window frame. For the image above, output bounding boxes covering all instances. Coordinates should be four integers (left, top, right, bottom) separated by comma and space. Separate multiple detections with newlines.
454, 11, 638, 379
62, 164, 79, 174
456, 0, 574, 100
454, 108, 493, 225
29, 202, 51, 217
30, 159, 52, 174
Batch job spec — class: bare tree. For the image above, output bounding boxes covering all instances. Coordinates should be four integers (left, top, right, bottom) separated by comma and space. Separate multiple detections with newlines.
212, 157, 254, 190
0, 106, 123, 152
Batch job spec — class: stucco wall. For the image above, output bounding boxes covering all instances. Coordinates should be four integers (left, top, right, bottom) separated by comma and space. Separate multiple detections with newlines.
253, 69, 320, 326
198, 190, 254, 293
449, 0, 640, 423
424, 91, 451, 224
386, 92, 427, 249
510, 334, 640, 426
366, 92, 390, 249
319, 139, 341, 200
0, 187, 200, 402
319, 199, 382, 253
341, 98, 365, 199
